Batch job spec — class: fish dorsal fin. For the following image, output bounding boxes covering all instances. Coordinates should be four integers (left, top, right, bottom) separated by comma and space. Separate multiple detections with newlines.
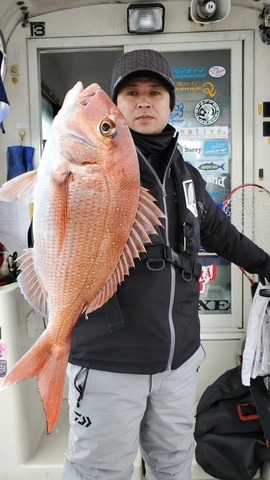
85, 186, 164, 315
0, 170, 37, 203
18, 249, 48, 316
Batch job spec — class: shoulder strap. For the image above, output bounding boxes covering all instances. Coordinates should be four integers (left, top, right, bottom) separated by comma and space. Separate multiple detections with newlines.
171, 151, 201, 255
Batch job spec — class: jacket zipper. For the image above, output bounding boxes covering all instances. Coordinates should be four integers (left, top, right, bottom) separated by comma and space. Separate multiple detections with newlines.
136, 141, 178, 371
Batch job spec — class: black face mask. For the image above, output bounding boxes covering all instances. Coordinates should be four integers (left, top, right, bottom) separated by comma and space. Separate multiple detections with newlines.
131, 125, 177, 180
130, 125, 175, 156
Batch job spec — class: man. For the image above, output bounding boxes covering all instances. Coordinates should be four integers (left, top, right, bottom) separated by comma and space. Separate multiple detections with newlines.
63, 49, 270, 480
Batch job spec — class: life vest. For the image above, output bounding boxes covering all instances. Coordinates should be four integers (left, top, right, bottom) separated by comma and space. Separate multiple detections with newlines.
103, 144, 202, 333
138, 144, 202, 281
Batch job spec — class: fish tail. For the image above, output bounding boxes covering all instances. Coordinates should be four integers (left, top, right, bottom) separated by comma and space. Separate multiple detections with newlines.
1, 331, 70, 434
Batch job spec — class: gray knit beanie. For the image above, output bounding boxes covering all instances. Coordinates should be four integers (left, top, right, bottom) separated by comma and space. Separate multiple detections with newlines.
111, 49, 175, 111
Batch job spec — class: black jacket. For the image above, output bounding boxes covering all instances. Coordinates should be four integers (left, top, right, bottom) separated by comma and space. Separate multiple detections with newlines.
69, 129, 270, 374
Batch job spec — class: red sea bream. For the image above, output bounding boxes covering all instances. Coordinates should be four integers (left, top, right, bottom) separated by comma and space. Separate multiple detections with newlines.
0, 82, 164, 433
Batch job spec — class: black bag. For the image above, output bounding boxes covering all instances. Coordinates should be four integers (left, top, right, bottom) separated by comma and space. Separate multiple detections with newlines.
195, 365, 270, 480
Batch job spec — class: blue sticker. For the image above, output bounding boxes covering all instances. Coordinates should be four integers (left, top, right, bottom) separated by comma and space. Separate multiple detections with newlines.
172, 67, 206, 79
204, 140, 229, 156
198, 162, 225, 172
170, 102, 185, 123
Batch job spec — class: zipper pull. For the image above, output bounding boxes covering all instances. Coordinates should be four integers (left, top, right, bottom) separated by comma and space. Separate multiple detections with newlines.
162, 185, 167, 197
182, 222, 187, 251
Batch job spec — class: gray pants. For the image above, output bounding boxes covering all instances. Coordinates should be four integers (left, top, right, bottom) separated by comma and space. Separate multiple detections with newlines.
63, 346, 205, 480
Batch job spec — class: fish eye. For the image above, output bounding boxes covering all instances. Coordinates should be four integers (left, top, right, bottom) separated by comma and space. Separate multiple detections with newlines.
100, 118, 116, 137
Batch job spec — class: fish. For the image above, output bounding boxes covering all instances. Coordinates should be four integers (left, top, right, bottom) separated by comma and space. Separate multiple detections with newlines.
0, 82, 164, 433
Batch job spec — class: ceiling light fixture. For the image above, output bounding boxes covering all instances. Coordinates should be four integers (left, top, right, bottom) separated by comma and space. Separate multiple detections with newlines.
127, 3, 165, 34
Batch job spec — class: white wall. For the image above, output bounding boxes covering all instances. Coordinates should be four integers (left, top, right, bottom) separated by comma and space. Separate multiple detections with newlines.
1, 1, 270, 188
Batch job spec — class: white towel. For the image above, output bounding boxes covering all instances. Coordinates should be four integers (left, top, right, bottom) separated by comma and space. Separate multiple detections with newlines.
241, 281, 270, 386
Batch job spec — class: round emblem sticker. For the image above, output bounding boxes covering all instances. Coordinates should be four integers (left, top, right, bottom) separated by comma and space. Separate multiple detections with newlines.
194, 99, 220, 125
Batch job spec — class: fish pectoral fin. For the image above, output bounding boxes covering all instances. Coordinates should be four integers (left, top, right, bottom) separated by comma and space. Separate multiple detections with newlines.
0, 170, 37, 203
85, 186, 165, 315
52, 165, 72, 185
18, 249, 48, 316
52, 170, 74, 253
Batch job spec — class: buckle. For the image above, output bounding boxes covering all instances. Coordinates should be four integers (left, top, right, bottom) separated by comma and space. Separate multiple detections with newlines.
146, 259, 165, 271
182, 270, 193, 282
237, 402, 259, 421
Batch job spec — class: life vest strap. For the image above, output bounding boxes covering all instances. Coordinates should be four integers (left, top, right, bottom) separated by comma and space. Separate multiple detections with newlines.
141, 245, 202, 279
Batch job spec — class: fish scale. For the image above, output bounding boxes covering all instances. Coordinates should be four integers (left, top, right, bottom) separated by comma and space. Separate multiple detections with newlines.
0, 81, 164, 433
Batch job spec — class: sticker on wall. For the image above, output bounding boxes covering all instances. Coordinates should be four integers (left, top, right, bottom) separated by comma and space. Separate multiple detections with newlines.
199, 264, 217, 294
0, 360, 7, 377
201, 82, 216, 97
0, 342, 7, 359
198, 162, 225, 172
202, 173, 230, 205
170, 102, 185, 124
199, 298, 230, 312
30, 22, 46, 37
176, 126, 228, 140
175, 80, 201, 94
174, 81, 216, 97
172, 67, 206, 79
194, 99, 220, 125
0, 342, 7, 377
208, 66, 226, 78
181, 144, 202, 155
202, 174, 228, 189
204, 140, 229, 156
191, 158, 229, 174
